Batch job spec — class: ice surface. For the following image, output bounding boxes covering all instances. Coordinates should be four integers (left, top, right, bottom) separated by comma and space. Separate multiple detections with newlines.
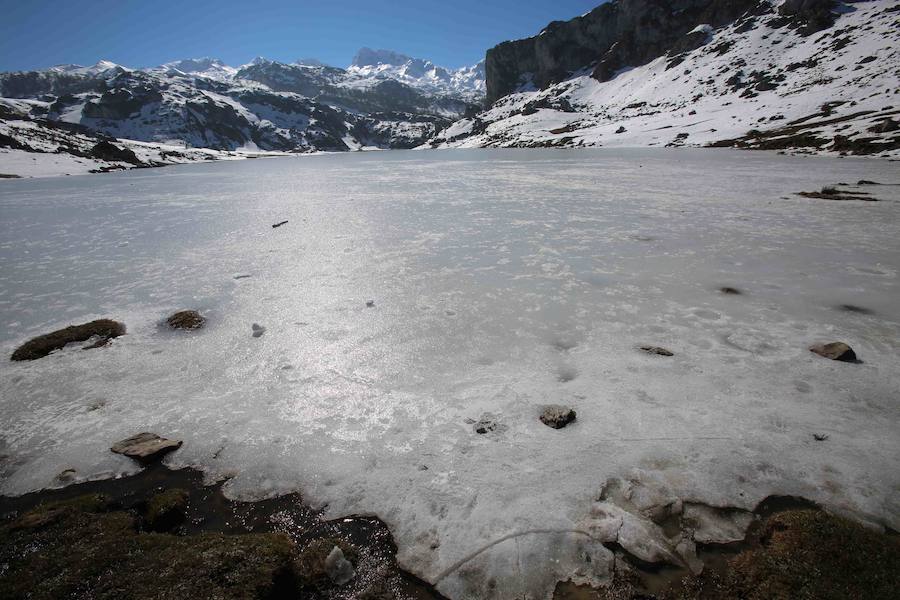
1, 149, 899, 598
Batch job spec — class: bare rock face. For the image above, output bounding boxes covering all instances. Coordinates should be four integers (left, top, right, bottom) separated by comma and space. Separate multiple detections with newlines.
11, 319, 126, 361
809, 342, 857, 362
776, 0, 837, 36
89, 140, 142, 165
540, 405, 577, 429
485, 0, 759, 102
110, 433, 182, 464
166, 310, 205, 330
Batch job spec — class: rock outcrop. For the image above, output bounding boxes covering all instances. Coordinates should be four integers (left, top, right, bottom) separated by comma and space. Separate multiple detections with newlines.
485, 0, 759, 102
11, 319, 126, 361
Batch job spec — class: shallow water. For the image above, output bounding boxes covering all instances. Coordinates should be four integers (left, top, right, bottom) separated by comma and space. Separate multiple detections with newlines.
1, 148, 899, 598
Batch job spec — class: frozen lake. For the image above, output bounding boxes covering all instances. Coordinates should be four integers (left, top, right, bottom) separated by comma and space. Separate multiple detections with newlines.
1, 148, 899, 598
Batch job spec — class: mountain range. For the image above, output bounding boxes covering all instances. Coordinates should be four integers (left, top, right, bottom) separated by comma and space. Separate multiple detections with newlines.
0, 50, 484, 176
1, 0, 898, 178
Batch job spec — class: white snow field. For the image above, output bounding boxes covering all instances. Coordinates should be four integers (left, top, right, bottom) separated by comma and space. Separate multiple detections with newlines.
1, 149, 899, 598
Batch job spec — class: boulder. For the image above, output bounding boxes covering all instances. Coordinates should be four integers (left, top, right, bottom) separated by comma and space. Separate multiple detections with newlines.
809, 342, 857, 362
11, 319, 126, 361
111, 433, 182, 464
540, 405, 577, 429
89, 140, 141, 165
166, 310, 205, 330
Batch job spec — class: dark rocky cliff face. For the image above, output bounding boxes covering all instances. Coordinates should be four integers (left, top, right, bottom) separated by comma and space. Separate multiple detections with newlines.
485, 0, 763, 103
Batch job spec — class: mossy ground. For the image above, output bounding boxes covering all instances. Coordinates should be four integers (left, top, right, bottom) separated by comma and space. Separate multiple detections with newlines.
0, 494, 297, 600
0, 466, 444, 600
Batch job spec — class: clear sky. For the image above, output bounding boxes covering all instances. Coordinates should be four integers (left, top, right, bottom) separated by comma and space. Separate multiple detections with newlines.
0, 1, 603, 72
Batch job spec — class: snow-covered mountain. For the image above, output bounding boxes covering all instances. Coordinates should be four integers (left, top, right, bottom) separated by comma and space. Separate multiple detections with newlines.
0, 52, 484, 175
431, 0, 900, 157
154, 57, 238, 81
348, 47, 486, 101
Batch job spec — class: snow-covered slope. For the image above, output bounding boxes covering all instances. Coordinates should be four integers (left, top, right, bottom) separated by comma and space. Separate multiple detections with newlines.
431, 0, 900, 157
348, 47, 486, 102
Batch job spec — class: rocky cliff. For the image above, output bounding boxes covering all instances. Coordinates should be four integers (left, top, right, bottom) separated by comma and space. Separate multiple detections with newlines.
483, 0, 842, 103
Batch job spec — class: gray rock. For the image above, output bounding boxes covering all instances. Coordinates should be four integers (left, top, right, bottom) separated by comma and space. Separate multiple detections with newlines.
111, 433, 182, 464
324, 546, 355, 586
252, 323, 266, 338
640, 345, 674, 356
540, 405, 576, 429
809, 342, 857, 362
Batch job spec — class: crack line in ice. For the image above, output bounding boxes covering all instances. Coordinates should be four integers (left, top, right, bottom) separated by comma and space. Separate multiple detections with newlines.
432, 528, 599, 584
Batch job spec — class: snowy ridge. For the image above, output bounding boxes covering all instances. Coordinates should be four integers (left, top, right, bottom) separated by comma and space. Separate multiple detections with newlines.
431, 0, 900, 157
348, 47, 486, 102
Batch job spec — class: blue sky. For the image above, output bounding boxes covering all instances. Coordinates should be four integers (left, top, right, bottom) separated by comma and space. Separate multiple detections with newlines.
0, 1, 602, 72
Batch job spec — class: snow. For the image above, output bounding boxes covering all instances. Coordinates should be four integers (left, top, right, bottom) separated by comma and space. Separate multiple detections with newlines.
1, 148, 898, 598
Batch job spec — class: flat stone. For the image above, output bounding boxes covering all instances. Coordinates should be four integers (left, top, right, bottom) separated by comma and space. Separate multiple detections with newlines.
809, 342, 857, 362
540, 405, 576, 429
111, 433, 182, 464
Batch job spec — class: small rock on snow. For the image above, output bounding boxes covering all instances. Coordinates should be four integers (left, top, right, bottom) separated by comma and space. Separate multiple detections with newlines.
252, 323, 266, 338
540, 405, 577, 429
640, 345, 674, 356
166, 310, 205, 330
809, 341, 857, 362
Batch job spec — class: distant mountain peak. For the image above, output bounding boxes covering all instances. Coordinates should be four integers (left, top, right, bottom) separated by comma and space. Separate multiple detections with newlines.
48, 60, 126, 76
351, 48, 415, 68
162, 57, 225, 71
294, 57, 328, 67
348, 48, 485, 100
